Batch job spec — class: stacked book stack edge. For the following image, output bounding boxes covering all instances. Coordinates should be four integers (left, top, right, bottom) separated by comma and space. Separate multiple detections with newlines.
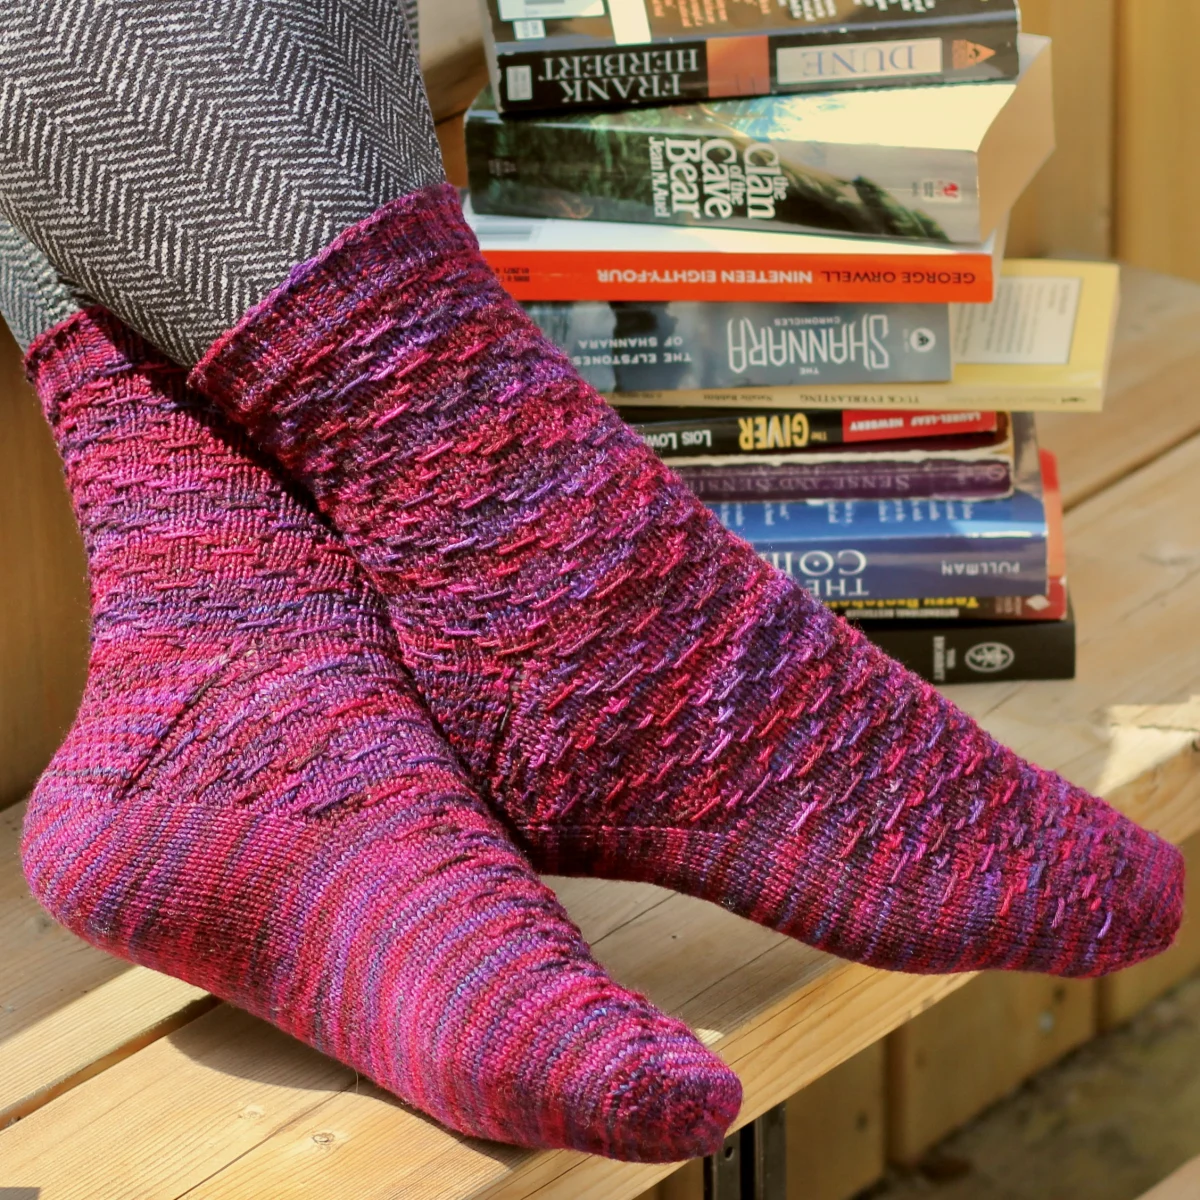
464, 0, 1117, 683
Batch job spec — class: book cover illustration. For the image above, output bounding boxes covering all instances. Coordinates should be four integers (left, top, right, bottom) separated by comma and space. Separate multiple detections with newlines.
714, 416, 1047, 599
481, 0, 1020, 112
610, 259, 1121, 412
470, 36, 1051, 244
466, 197, 1003, 304
526, 299, 953, 392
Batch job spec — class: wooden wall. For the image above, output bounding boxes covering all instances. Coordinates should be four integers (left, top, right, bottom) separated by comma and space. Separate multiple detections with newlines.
1008, 0, 1200, 284
0, 327, 89, 806
1007, 0, 1117, 260
1114, 1, 1200, 281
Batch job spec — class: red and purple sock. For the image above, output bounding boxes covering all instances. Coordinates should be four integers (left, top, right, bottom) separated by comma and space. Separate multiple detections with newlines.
195, 185, 1185, 979
22, 308, 741, 1161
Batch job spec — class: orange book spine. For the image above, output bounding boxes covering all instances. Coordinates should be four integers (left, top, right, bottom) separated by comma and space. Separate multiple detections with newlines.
484, 250, 995, 304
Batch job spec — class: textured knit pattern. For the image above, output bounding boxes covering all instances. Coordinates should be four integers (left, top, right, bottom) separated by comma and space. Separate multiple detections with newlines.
21, 309, 741, 1161
0, 0, 444, 363
197, 185, 1186, 980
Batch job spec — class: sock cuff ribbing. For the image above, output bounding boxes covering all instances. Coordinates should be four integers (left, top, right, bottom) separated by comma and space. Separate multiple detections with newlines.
26, 307, 171, 427
191, 183, 481, 417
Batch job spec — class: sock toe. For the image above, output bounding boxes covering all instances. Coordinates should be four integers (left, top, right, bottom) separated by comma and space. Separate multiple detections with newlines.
596, 1029, 742, 1162
1083, 825, 1185, 976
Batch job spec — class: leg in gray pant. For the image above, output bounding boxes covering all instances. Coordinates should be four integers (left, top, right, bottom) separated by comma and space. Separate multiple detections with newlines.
0, 0, 443, 363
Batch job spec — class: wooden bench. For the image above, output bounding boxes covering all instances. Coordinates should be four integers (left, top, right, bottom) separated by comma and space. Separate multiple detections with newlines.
1142, 1154, 1200, 1200
2, 265, 1200, 1199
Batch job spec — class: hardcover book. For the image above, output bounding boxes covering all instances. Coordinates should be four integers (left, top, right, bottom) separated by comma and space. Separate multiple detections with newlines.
611, 260, 1121, 412
467, 197, 1004, 304
712, 420, 1047, 599
478, 0, 1020, 113
857, 603, 1076, 684
525, 299, 954, 391
827, 449, 1068, 619
470, 36, 1051, 246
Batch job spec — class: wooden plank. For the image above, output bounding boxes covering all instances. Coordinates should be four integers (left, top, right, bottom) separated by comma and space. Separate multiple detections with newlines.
1038, 269, 1200, 511
0, 801, 212, 1126
785, 1043, 886, 1200
423, 45, 486, 126
0, 1006, 357, 1198
946, 433, 1200, 847
0, 888, 967, 1200
1007, 0, 1117, 260
6, 433, 1200, 1200
177, 904, 966, 1200
1115, 1, 1200, 283
886, 974, 1096, 1164
419, 0, 487, 122
885, 271, 1200, 1164
1099, 832, 1200, 1031
633, 1185, 665, 1200
0, 325, 89, 805
437, 112, 469, 189
1141, 1154, 1200, 1200
660, 1160, 703, 1200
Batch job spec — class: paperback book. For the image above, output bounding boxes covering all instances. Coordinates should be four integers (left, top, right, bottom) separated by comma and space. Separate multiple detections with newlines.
828, 450, 1067, 620
622, 407, 997, 457
478, 0, 1020, 113
660, 412, 1020, 501
470, 36, 1051, 245
526, 299, 954, 391
858, 603, 1076, 684
611, 260, 1121, 412
466, 196, 1003, 304
712, 421, 1047, 599
678, 456, 1011, 501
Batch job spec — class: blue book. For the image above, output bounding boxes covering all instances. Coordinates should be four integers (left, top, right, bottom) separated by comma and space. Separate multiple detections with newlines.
710, 416, 1046, 600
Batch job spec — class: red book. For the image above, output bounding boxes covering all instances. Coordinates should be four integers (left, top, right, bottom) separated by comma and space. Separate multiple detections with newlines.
467, 201, 1004, 305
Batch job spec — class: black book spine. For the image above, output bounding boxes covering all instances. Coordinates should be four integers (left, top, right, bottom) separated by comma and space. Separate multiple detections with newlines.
858, 613, 1077, 685
632, 410, 847, 456
492, 13, 1019, 112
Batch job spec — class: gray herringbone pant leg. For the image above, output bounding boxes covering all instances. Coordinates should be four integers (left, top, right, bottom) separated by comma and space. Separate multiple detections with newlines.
0, 218, 79, 352
0, 0, 444, 365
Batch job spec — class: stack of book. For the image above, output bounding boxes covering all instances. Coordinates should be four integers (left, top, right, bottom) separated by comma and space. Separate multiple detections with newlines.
464, 0, 1121, 685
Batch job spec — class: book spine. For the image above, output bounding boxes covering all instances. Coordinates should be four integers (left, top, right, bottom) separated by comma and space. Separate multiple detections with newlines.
634, 410, 845, 456
491, 20, 1019, 113
857, 613, 1076, 684
828, 576, 1070, 622
746, 535, 1047, 599
487, 250, 994, 304
468, 114, 966, 243
523, 300, 953, 390
677, 458, 1012, 502
840, 411, 998, 442
622, 407, 998, 447
611, 383, 1102, 414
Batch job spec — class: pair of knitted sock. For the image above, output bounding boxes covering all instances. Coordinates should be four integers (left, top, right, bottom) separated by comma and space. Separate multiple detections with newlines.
12, 190, 1184, 1164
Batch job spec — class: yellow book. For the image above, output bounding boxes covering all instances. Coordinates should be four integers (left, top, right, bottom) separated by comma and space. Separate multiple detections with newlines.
608, 259, 1121, 414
